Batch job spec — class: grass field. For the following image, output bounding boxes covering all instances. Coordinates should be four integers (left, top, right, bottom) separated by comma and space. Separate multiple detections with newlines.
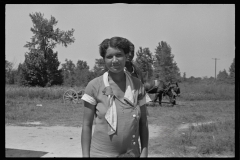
5, 83, 235, 157
147, 100, 235, 157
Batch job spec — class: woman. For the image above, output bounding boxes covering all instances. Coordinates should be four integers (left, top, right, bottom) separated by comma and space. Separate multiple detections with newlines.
81, 36, 149, 157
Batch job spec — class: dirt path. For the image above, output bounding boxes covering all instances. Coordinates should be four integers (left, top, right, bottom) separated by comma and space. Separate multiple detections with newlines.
5, 123, 164, 157
6, 120, 220, 157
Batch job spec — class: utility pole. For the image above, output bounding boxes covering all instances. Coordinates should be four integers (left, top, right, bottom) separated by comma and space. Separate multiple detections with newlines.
212, 58, 220, 80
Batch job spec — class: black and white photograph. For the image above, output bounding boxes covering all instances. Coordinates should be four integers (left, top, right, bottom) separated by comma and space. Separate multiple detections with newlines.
5, 4, 235, 158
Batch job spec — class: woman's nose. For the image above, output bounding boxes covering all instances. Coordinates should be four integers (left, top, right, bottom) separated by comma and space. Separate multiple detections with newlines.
112, 56, 118, 62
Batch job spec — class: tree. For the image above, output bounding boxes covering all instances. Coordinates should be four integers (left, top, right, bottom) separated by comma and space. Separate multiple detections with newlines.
74, 60, 90, 87
76, 60, 89, 71
61, 59, 76, 86
217, 69, 229, 83
134, 47, 154, 81
92, 58, 106, 77
5, 60, 13, 84
187, 76, 201, 83
228, 58, 235, 84
153, 41, 181, 83
21, 12, 74, 87
182, 72, 186, 82
15, 63, 24, 85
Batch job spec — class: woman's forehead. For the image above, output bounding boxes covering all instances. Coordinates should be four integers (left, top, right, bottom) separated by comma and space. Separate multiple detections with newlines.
106, 47, 124, 54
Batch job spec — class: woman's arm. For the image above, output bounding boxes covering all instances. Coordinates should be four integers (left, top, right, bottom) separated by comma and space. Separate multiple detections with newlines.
81, 101, 95, 157
139, 104, 149, 157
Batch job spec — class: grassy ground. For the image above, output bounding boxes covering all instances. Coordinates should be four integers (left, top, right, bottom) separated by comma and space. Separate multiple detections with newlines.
147, 100, 235, 157
5, 82, 235, 101
5, 98, 84, 127
177, 82, 235, 101
5, 83, 235, 157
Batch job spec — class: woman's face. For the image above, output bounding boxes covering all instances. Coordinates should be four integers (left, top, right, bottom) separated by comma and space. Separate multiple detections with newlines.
104, 47, 126, 73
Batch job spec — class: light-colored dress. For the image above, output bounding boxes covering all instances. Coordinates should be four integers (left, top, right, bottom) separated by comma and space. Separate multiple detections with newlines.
81, 72, 149, 157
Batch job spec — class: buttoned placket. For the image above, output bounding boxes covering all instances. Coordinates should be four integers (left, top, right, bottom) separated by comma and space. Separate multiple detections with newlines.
132, 108, 139, 146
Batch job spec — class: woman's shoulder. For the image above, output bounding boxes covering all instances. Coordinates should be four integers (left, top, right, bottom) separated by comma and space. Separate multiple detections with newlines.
87, 75, 104, 87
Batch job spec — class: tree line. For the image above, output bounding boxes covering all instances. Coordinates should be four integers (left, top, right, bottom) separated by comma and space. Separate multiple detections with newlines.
5, 12, 235, 87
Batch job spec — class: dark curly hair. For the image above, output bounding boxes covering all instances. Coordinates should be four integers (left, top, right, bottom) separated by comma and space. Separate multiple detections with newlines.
99, 37, 130, 58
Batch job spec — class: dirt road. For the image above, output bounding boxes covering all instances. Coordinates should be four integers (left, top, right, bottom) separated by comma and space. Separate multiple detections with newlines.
5, 123, 163, 157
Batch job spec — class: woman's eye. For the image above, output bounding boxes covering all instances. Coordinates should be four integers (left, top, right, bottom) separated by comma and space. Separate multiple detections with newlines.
116, 54, 123, 57
106, 55, 113, 59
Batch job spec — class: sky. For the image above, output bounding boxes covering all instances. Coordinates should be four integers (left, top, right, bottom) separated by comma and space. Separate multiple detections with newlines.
6, 4, 235, 78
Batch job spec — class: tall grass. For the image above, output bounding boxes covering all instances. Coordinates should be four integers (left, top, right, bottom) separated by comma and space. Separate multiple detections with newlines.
178, 82, 235, 101
5, 84, 84, 100
5, 82, 235, 101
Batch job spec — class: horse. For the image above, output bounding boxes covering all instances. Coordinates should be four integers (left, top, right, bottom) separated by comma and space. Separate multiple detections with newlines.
144, 79, 180, 106
169, 82, 180, 97
124, 63, 180, 106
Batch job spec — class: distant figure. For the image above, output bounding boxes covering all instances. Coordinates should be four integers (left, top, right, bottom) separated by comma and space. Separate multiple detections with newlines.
81, 36, 150, 157
124, 40, 151, 105
124, 40, 145, 83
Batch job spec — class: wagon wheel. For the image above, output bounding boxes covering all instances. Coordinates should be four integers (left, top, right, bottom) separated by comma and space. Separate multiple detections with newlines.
63, 89, 78, 104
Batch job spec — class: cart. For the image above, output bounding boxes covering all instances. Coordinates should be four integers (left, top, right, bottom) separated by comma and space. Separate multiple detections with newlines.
63, 89, 84, 104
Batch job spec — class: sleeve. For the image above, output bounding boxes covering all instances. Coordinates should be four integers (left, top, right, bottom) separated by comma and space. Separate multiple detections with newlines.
81, 78, 98, 105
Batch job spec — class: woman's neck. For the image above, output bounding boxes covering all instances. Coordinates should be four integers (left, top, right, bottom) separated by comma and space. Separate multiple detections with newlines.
108, 71, 125, 83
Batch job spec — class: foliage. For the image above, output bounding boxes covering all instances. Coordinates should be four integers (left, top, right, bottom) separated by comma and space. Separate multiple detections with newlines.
74, 60, 90, 87
228, 58, 235, 84
201, 76, 215, 84
92, 58, 106, 77
61, 59, 76, 86
5, 60, 14, 84
5, 60, 13, 74
153, 41, 181, 83
60, 59, 99, 87
185, 76, 202, 84
20, 50, 63, 87
178, 82, 235, 101
20, 12, 74, 87
5, 84, 84, 100
134, 47, 154, 81
15, 63, 25, 85
5, 79, 235, 101
182, 72, 187, 82
217, 69, 228, 83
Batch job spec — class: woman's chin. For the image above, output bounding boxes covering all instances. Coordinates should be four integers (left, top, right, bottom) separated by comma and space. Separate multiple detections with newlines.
109, 68, 124, 73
